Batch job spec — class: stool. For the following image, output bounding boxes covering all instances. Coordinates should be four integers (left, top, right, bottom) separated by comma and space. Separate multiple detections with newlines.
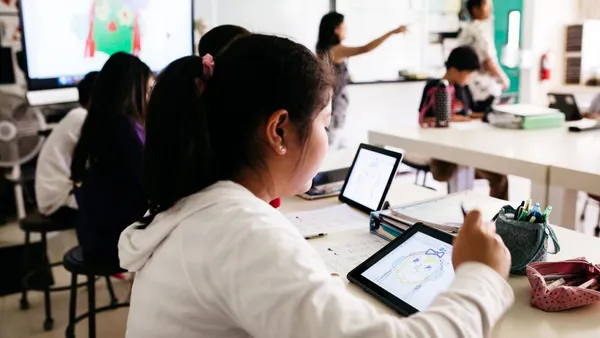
580, 195, 600, 237
63, 246, 129, 338
19, 213, 82, 331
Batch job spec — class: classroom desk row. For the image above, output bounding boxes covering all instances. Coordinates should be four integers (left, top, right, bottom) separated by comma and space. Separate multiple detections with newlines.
281, 171, 600, 338
368, 120, 600, 230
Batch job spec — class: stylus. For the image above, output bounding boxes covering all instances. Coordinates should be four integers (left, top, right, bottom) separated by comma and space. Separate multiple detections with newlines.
304, 233, 328, 240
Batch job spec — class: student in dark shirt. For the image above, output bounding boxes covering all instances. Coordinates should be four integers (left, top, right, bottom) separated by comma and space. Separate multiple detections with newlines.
71, 52, 153, 265
418, 46, 481, 124
416, 46, 509, 200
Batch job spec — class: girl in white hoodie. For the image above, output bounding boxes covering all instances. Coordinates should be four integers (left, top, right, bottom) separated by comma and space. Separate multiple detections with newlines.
119, 34, 513, 338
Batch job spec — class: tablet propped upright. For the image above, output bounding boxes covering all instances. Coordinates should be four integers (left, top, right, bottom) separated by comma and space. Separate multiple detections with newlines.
338, 144, 403, 214
347, 223, 455, 316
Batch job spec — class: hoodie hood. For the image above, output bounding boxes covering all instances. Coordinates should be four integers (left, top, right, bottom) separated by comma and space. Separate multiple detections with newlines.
118, 181, 254, 271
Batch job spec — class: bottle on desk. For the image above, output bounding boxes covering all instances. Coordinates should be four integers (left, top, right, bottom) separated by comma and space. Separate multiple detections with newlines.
434, 79, 452, 128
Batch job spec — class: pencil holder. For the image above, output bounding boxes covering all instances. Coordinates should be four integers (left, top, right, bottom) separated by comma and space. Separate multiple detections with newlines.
495, 205, 560, 275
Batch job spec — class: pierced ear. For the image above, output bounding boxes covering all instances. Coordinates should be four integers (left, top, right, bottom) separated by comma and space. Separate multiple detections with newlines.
266, 110, 290, 155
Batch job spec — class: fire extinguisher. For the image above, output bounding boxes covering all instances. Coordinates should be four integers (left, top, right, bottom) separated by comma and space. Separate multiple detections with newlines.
541, 52, 552, 81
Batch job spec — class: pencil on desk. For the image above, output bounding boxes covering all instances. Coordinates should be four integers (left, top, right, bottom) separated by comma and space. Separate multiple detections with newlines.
304, 233, 328, 240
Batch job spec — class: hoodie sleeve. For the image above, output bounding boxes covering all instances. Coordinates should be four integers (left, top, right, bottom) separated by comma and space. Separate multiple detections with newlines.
197, 215, 514, 338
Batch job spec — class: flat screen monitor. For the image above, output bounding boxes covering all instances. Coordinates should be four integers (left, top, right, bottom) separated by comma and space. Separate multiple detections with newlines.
19, 0, 194, 106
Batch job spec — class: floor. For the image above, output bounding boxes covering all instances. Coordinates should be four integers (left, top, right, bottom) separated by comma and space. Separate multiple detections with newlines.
2, 83, 599, 337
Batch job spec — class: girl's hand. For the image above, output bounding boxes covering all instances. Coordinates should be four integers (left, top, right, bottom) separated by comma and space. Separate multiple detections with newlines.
453, 211, 511, 279
393, 25, 408, 34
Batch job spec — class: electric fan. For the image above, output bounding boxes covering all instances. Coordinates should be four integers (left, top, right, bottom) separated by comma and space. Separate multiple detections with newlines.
0, 92, 47, 220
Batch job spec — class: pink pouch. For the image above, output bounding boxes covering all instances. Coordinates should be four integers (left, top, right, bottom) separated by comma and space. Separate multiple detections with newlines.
527, 258, 600, 312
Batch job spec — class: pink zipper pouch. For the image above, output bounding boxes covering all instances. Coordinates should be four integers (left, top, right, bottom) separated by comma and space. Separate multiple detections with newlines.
527, 258, 600, 312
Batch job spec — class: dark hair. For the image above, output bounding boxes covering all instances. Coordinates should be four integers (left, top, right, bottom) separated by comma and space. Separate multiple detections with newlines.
198, 24, 249, 56
71, 52, 152, 183
77, 71, 99, 108
446, 46, 480, 71
143, 34, 334, 223
316, 12, 344, 57
467, 0, 485, 18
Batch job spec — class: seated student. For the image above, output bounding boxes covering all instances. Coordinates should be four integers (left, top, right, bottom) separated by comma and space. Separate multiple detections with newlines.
417, 46, 509, 200
71, 52, 153, 265
198, 24, 249, 56
34, 72, 98, 225
586, 92, 600, 119
119, 34, 513, 337
197, 24, 287, 209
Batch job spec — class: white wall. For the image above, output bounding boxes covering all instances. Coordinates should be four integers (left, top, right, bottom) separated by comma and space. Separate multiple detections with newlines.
343, 82, 426, 146
519, 0, 580, 105
195, 0, 330, 52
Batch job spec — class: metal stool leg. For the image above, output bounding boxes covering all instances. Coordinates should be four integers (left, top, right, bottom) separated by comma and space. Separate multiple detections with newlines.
105, 276, 118, 305
41, 232, 54, 331
87, 274, 96, 338
581, 198, 589, 221
595, 207, 600, 238
66, 272, 78, 338
20, 231, 31, 310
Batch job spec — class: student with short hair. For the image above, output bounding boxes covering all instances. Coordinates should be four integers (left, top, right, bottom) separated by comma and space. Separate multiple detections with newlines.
71, 52, 153, 265
417, 46, 509, 200
459, 0, 509, 114
119, 34, 513, 338
35, 71, 98, 225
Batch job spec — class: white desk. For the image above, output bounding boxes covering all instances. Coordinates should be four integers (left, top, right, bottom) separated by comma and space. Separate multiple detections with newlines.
368, 121, 600, 230
281, 181, 600, 338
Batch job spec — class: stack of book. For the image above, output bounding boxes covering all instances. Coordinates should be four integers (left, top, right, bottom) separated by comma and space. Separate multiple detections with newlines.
370, 191, 506, 241
488, 104, 565, 130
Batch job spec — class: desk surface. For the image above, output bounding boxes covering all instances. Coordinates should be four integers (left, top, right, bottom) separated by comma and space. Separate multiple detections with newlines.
370, 121, 600, 194
281, 156, 600, 337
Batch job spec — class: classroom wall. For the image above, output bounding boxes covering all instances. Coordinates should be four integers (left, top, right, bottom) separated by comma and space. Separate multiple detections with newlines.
343, 82, 426, 146
195, 0, 329, 51
519, 0, 580, 105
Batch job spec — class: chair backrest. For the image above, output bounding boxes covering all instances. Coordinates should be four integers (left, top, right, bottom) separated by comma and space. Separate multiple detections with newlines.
548, 93, 582, 121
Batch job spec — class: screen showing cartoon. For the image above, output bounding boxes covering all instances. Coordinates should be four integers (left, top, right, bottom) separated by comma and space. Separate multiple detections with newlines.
362, 232, 455, 311
341, 147, 397, 211
20, 0, 192, 88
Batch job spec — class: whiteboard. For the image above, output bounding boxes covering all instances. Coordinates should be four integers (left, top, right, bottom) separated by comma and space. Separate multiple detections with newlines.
335, 0, 429, 82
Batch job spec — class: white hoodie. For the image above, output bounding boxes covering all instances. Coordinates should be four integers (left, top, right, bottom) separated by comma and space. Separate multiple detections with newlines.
119, 181, 514, 338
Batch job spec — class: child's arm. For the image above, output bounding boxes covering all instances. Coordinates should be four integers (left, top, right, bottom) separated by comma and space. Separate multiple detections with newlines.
330, 26, 407, 62
209, 218, 514, 338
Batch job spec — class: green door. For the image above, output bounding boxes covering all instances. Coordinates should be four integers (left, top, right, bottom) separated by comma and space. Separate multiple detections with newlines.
493, 0, 523, 99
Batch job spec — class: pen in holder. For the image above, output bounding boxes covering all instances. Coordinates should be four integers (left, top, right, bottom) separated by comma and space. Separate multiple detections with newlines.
495, 205, 560, 275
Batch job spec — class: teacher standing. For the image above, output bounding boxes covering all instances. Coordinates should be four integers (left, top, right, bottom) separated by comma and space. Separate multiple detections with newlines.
316, 12, 407, 149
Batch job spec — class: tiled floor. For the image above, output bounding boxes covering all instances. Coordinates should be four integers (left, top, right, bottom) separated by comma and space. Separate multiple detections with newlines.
2, 84, 599, 337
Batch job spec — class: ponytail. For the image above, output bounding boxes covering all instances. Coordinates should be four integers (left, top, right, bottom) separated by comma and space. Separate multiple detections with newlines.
141, 55, 217, 226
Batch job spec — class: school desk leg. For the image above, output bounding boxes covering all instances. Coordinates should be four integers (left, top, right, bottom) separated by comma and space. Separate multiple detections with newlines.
546, 186, 578, 231
448, 165, 475, 193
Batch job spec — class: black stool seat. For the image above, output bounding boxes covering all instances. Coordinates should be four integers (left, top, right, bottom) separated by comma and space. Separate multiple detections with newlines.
63, 247, 124, 276
20, 213, 73, 233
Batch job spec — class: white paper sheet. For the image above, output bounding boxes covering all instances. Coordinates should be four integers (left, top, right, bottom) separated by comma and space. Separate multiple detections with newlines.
311, 230, 388, 276
285, 204, 368, 237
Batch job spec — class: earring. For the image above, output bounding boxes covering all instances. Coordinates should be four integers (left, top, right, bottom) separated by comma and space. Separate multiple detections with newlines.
280, 144, 286, 152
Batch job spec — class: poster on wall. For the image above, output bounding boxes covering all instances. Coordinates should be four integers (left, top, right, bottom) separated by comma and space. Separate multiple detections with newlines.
0, 0, 18, 14
0, 15, 21, 47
